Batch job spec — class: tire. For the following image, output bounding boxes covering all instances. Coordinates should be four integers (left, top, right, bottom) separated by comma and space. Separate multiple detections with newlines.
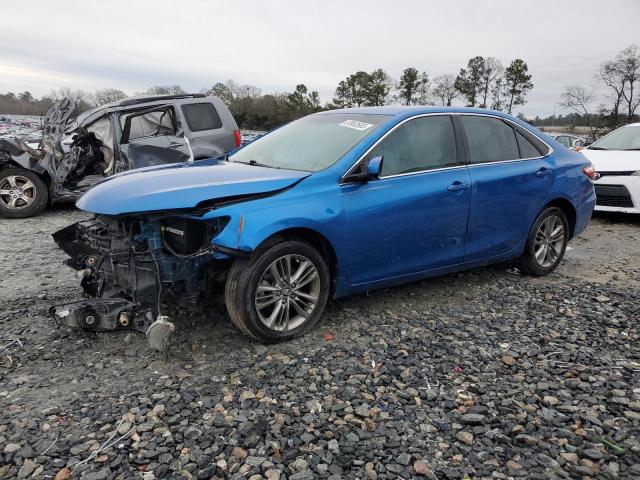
518, 206, 569, 276
225, 238, 331, 343
0, 168, 48, 218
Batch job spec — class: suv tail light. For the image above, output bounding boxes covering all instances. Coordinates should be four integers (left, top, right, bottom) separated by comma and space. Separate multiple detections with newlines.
582, 164, 599, 181
233, 129, 242, 148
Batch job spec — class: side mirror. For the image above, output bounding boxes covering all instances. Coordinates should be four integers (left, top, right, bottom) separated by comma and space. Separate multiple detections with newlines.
344, 155, 384, 183
366, 155, 383, 179
572, 139, 582, 148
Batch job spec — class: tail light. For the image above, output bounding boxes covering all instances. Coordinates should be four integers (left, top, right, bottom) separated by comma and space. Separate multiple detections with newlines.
582, 164, 599, 181
233, 129, 242, 148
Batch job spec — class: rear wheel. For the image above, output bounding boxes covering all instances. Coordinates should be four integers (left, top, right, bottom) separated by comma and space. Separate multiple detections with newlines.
518, 207, 569, 276
0, 168, 48, 218
225, 239, 330, 342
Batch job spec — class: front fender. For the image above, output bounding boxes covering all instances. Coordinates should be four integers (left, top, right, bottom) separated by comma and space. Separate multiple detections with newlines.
1, 150, 50, 178
209, 187, 344, 253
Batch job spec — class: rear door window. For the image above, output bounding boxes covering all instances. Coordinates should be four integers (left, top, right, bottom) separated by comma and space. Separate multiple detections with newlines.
461, 116, 520, 163
181, 103, 223, 132
370, 115, 459, 177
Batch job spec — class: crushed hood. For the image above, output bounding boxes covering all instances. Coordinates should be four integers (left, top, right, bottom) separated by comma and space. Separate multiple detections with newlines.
76, 159, 309, 215
580, 148, 640, 172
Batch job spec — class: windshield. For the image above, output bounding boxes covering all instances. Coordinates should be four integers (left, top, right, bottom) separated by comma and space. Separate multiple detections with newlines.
590, 125, 640, 151
230, 113, 390, 171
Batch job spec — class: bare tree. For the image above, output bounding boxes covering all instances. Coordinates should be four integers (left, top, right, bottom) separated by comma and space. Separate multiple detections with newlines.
431, 74, 459, 106
480, 57, 503, 108
617, 45, 640, 122
90, 88, 127, 107
146, 85, 187, 95
597, 60, 627, 126
561, 84, 596, 137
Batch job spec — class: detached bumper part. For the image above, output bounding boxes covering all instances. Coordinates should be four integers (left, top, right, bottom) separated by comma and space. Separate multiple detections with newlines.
49, 299, 175, 351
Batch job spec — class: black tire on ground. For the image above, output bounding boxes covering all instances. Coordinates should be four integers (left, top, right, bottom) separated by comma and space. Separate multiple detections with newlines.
0, 168, 48, 218
225, 238, 331, 343
518, 206, 569, 276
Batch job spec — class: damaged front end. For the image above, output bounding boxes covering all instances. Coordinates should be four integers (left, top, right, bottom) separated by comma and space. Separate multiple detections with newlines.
51, 213, 233, 349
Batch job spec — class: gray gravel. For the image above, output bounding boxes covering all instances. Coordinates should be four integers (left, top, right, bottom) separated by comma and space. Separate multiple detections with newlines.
1, 207, 639, 479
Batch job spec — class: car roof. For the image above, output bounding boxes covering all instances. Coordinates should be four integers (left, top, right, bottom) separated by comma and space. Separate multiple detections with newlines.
75, 94, 209, 126
317, 105, 519, 119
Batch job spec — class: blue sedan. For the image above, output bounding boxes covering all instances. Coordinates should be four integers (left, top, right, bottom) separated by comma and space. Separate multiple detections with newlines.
53, 107, 596, 346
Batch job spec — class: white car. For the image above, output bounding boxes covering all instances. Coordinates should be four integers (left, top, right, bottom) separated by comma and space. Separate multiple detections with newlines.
549, 133, 586, 149
579, 123, 640, 213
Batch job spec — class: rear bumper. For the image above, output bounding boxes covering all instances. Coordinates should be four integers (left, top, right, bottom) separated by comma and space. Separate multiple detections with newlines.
572, 183, 596, 238
593, 176, 640, 214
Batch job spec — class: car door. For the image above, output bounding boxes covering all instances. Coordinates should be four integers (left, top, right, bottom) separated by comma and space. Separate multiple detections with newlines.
341, 114, 471, 286
118, 105, 193, 169
460, 115, 555, 262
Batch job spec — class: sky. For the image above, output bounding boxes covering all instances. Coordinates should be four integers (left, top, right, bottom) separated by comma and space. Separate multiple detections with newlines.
1, 0, 639, 117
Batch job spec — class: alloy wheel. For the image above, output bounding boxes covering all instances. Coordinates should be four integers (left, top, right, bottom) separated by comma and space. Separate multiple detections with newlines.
534, 214, 565, 268
0, 175, 37, 210
254, 254, 321, 331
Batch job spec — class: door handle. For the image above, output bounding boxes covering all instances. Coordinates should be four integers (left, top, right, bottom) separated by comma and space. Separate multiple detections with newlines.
535, 168, 553, 178
447, 181, 470, 192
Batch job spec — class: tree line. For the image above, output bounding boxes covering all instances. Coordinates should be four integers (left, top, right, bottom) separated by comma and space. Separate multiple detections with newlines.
0, 83, 322, 131
3, 48, 637, 133
0, 56, 533, 130
329, 57, 532, 115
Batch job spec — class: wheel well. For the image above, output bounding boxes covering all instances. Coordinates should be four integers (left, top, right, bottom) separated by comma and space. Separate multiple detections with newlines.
545, 198, 577, 238
261, 227, 339, 282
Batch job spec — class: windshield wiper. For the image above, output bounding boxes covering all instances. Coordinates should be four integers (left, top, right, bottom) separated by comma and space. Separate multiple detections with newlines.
588, 146, 608, 150
623, 148, 640, 151
245, 160, 280, 169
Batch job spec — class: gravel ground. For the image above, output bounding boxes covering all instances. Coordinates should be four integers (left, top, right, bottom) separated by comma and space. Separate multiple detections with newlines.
0, 207, 639, 479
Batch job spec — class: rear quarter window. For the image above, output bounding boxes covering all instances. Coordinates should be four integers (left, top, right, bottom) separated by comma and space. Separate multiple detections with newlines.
515, 130, 542, 158
181, 103, 223, 132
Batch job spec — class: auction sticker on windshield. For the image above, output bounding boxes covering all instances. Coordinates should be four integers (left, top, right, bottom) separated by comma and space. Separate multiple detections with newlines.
339, 120, 374, 131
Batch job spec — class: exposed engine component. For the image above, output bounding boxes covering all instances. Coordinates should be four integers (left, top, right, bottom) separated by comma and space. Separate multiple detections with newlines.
51, 214, 232, 349
146, 316, 175, 351
50, 298, 139, 331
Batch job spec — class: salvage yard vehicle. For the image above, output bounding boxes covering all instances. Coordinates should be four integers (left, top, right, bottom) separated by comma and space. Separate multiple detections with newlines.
0, 94, 240, 218
548, 133, 586, 149
51, 107, 596, 349
579, 122, 640, 214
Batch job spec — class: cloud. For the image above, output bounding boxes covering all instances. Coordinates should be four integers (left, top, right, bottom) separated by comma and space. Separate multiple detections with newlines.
1, 0, 639, 116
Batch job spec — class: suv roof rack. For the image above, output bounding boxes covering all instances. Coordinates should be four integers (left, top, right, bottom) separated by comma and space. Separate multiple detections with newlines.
118, 93, 206, 107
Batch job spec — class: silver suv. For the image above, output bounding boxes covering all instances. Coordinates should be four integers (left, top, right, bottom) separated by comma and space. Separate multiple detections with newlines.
0, 94, 240, 218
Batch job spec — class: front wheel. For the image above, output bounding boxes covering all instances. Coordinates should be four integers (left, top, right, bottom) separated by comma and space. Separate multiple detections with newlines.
0, 168, 48, 218
518, 207, 569, 276
225, 239, 330, 343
